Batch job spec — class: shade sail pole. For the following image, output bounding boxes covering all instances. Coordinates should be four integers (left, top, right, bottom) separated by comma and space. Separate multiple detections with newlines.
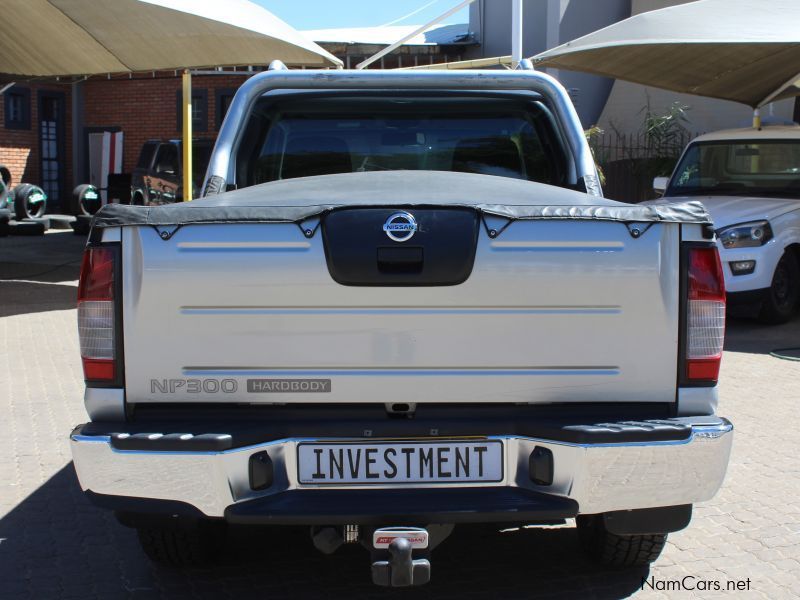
182, 69, 193, 201
511, 0, 523, 68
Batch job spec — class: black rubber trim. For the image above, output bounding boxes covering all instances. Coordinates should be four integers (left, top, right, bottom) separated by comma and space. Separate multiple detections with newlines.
560, 420, 691, 443
601, 504, 692, 535
322, 207, 479, 286
110, 432, 233, 451
76, 406, 711, 450
224, 487, 578, 525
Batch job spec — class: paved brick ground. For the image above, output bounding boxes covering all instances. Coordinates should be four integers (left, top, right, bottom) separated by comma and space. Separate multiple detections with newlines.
1, 230, 799, 599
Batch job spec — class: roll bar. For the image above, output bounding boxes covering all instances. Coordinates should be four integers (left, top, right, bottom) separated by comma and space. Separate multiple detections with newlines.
203, 69, 601, 197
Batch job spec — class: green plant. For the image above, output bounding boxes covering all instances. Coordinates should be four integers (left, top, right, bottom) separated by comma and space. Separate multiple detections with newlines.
642, 101, 690, 172
584, 125, 607, 186
588, 100, 693, 202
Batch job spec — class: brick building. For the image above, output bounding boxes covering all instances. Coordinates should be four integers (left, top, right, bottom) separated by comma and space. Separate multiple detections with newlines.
82, 72, 247, 176
0, 72, 252, 213
0, 24, 471, 214
0, 82, 73, 209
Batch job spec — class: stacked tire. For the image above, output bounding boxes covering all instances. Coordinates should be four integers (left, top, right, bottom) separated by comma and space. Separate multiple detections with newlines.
0, 166, 10, 236
10, 183, 49, 235
0, 165, 49, 236
0, 165, 11, 207
12, 183, 48, 220
70, 184, 99, 236
71, 184, 101, 216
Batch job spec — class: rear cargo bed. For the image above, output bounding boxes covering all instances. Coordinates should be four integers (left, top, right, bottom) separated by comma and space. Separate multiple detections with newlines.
104, 172, 698, 407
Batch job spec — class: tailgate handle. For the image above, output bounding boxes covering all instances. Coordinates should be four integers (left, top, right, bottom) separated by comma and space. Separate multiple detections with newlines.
377, 247, 423, 274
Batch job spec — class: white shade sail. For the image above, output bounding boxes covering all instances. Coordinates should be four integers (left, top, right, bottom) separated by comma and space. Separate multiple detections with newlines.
533, 0, 800, 108
0, 0, 341, 77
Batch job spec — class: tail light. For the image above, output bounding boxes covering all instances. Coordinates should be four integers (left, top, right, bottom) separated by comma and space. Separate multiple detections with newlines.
77, 246, 120, 383
684, 246, 725, 383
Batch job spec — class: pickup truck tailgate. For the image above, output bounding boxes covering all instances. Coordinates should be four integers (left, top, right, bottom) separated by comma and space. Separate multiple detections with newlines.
121, 212, 680, 406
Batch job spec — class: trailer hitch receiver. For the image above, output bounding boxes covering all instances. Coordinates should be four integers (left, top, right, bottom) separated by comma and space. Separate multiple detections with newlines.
370, 527, 431, 587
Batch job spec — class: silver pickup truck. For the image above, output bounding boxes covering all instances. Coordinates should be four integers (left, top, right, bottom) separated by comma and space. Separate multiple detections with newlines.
70, 67, 733, 587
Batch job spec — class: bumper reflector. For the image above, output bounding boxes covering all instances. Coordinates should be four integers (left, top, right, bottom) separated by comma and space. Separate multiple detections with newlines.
249, 451, 274, 491
529, 446, 554, 486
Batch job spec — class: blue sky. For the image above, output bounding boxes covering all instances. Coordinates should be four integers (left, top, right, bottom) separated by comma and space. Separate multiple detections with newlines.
255, 0, 470, 30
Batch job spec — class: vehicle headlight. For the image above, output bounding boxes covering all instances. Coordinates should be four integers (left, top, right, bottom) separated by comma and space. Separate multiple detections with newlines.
717, 221, 773, 249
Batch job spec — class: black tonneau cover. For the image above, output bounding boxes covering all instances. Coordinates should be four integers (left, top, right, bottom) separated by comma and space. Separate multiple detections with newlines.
92, 171, 711, 228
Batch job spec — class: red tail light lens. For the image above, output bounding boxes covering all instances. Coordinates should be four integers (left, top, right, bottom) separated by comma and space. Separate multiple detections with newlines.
77, 247, 118, 383
686, 246, 726, 383
78, 247, 114, 300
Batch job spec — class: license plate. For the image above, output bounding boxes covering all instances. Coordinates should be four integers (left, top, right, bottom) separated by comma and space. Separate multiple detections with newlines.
297, 440, 503, 484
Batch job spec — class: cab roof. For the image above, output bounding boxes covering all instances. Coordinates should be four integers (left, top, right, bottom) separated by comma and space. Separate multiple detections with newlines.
692, 124, 800, 143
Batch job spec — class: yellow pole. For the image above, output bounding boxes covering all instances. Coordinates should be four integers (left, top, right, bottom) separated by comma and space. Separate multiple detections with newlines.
182, 69, 193, 201
752, 107, 761, 130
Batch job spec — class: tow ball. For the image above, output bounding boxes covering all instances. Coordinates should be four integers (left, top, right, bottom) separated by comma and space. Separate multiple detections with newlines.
370, 527, 431, 587
311, 524, 453, 587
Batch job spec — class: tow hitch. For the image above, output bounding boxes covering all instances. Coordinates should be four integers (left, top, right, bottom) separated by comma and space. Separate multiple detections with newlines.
370, 527, 431, 587
311, 524, 453, 587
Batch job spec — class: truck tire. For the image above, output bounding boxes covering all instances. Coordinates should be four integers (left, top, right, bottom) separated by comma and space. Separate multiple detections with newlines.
0, 165, 11, 206
13, 183, 47, 220
136, 522, 226, 567
577, 514, 667, 568
71, 184, 101, 216
203, 175, 225, 197
758, 252, 800, 324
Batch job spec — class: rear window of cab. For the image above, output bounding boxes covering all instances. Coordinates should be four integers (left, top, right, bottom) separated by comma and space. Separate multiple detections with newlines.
234, 95, 570, 190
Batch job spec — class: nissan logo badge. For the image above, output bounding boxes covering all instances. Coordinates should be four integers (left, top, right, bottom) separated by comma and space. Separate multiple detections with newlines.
382, 212, 418, 242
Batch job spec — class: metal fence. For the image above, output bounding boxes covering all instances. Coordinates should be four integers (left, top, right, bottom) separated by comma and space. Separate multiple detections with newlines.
588, 131, 700, 203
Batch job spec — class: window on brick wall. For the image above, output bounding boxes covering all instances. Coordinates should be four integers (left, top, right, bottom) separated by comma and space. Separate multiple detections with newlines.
176, 89, 208, 133
4, 87, 31, 130
215, 88, 237, 130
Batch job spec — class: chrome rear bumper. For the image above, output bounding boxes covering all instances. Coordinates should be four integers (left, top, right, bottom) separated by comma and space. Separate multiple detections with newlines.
70, 417, 733, 519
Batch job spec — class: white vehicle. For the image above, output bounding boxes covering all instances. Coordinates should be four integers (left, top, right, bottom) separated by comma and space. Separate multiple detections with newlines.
655, 125, 800, 323
70, 67, 733, 587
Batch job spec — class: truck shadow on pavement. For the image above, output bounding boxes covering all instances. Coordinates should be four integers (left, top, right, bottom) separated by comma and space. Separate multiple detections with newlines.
724, 314, 800, 355
0, 229, 85, 318
0, 261, 80, 318
0, 464, 650, 599
0, 280, 79, 318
